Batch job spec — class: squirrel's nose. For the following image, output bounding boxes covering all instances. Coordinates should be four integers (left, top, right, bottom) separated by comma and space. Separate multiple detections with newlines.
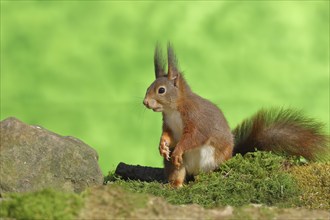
143, 99, 149, 107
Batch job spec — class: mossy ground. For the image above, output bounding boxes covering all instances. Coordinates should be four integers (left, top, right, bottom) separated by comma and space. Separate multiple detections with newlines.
1, 152, 329, 219
110, 152, 302, 208
0, 189, 83, 220
290, 162, 330, 209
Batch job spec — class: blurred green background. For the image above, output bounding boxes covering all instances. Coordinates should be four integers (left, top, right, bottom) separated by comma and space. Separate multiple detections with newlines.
1, 1, 329, 174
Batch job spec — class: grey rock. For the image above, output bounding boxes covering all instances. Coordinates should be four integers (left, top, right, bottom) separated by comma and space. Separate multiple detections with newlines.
0, 117, 103, 194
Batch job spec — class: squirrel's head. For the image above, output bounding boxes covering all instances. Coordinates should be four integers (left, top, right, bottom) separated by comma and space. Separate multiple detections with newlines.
143, 44, 188, 112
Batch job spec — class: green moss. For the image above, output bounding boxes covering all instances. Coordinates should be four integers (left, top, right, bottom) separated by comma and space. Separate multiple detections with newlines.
290, 163, 330, 209
0, 189, 83, 220
104, 170, 117, 184
111, 151, 300, 208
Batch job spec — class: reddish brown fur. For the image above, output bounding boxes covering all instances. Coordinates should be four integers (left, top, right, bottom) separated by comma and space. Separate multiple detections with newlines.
167, 74, 234, 170
164, 157, 186, 187
144, 44, 329, 188
233, 108, 330, 160
144, 45, 234, 187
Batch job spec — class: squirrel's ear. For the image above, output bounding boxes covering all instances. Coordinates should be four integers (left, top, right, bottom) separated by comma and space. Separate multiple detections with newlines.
167, 43, 179, 81
154, 45, 166, 79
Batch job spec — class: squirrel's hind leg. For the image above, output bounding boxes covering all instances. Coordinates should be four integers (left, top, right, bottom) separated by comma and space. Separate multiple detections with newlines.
214, 144, 233, 164
164, 158, 186, 188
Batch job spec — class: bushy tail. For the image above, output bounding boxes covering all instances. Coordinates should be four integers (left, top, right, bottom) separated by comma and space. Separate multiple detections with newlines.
232, 108, 330, 160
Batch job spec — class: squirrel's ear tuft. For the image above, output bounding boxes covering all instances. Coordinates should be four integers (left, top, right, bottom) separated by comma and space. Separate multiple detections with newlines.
154, 44, 166, 79
167, 42, 179, 81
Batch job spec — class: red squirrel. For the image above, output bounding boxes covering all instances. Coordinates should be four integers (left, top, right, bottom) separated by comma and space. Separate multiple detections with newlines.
143, 44, 329, 188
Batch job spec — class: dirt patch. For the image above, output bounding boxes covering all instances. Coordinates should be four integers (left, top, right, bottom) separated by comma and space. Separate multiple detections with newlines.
79, 185, 330, 220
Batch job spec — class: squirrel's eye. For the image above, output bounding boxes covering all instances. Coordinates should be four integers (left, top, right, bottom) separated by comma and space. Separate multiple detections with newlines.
158, 87, 166, 94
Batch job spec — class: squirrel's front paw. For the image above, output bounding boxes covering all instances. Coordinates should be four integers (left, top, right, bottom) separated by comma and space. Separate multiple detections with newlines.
171, 148, 183, 169
159, 139, 170, 161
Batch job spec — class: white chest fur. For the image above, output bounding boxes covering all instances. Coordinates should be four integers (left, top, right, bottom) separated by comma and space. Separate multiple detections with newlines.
164, 110, 183, 143
184, 145, 217, 175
